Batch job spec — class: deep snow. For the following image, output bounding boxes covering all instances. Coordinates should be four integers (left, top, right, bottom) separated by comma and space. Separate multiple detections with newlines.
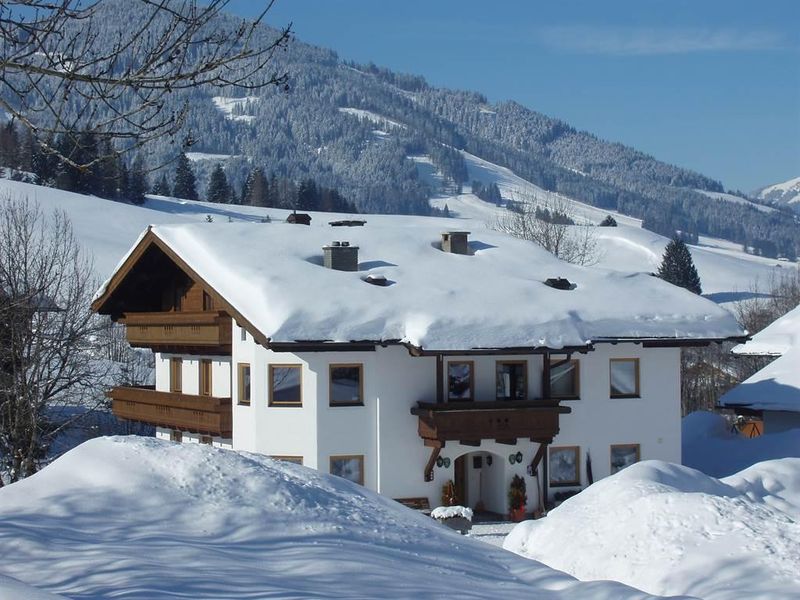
0, 437, 665, 600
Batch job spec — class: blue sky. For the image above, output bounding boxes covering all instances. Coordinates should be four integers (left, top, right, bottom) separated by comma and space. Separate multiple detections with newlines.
229, 0, 799, 192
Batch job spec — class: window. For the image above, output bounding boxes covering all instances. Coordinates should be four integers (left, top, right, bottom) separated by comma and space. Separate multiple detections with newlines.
269, 365, 302, 406
271, 455, 303, 465
170, 430, 182, 443
330, 364, 364, 406
240, 325, 247, 342
549, 446, 580, 487
610, 359, 640, 398
202, 291, 214, 311
199, 359, 212, 396
169, 358, 182, 393
200, 435, 213, 445
610, 444, 640, 474
237, 363, 251, 405
496, 361, 527, 401
550, 359, 580, 399
448, 361, 474, 401
330, 455, 364, 485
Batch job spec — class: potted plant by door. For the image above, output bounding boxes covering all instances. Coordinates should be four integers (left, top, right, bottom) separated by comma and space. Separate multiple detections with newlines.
508, 475, 527, 522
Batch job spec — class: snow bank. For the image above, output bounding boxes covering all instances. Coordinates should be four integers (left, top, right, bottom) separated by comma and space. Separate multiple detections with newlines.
682, 411, 800, 477
0, 436, 662, 599
504, 457, 800, 599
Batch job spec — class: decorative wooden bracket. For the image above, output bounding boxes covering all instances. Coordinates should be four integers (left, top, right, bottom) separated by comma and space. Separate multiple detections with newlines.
529, 442, 548, 477
424, 444, 442, 482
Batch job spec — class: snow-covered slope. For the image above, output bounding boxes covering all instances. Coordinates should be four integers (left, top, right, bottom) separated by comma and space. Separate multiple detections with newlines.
0, 437, 661, 599
504, 457, 800, 600
756, 176, 800, 211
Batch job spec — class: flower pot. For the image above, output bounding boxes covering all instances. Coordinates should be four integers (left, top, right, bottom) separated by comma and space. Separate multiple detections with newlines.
509, 507, 527, 522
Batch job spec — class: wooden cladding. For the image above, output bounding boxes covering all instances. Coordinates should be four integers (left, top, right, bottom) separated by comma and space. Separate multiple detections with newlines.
109, 385, 232, 437
120, 310, 232, 354
169, 358, 182, 393
411, 400, 569, 446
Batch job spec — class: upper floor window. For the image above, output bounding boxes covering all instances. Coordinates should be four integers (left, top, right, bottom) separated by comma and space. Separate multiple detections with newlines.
238, 363, 251, 405
203, 291, 215, 311
448, 361, 474, 401
269, 364, 302, 406
550, 358, 579, 399
330, 364, 364, 406
199, 359, 212, 396
610, 359, 640, 398
496, 361, 527, 401
169, 358, 182, 393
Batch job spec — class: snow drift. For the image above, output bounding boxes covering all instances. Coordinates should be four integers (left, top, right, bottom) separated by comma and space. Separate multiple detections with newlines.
0, 437, 662, 599
504, 457, 800, 599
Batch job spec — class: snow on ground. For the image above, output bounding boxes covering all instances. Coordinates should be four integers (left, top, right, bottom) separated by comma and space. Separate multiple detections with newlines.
757, 176, 800, 208
504, 456, 800, 600
338, 107, 406, 130
211, 96, 258, 123
0, 437, 663, 600
683, 411, 800, 477
467, 521, 516, 548
185, 151, 238, 162
694, 189, 774, 213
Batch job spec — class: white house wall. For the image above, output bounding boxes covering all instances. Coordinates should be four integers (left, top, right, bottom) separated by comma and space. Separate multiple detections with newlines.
153, 353, 231, 398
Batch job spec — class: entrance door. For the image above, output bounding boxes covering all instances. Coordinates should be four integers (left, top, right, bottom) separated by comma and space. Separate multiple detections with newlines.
454, 455, 466, 505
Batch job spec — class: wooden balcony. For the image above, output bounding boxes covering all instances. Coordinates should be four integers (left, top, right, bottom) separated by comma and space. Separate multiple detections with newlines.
108, 385, 232, 437
410, 399, 570, 447
119, 310, 232, 354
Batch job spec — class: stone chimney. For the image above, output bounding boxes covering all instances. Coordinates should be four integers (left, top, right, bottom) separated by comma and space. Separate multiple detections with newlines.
323, 241, 359, 271
441, 231, 470, 255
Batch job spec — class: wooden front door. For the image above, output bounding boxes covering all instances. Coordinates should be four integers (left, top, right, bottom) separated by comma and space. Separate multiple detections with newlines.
454, 455, 466, 505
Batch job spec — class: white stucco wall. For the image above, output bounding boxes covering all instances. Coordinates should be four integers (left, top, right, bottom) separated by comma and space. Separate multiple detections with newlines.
153, 353, 230, 397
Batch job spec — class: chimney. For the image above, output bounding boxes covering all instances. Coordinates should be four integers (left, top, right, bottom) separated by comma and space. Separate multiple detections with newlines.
323, 241, 359, 271
441, 231, 470, 255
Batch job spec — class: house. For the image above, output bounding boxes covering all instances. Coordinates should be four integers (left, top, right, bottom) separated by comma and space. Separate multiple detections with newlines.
91, 215, 744, 514
719, 304, 800, 433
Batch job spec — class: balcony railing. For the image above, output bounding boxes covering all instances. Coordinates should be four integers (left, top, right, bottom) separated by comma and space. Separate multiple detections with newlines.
109, 385, 232, 437
119, 310, 232, 354
410, 399, 570, 446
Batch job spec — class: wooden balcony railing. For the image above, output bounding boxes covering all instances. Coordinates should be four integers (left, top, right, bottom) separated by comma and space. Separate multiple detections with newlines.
109, 385, 232, 437
119, 310, 232, 354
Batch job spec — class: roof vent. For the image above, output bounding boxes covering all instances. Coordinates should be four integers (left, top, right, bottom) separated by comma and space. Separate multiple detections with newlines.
329, 219, 367, 227
441, 231, 470, 255
544, 277, 574, 290
323, 241, 359, 271
364, 273, 388, 286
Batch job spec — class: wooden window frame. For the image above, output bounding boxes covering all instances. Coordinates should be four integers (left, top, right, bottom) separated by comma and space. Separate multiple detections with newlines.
199, 435, 213, 445
550, 358, 581, 400
271, 455, 304, 465
170, 429, 182, 443
240, 325, 247, 342
237, 363, 251, 405
199, 359, 213, 397
447, 360, 475, 402
169, 358, 182, 393
609, 358, 640, 399
269, 364, 303, 407
329, 363, 364, 407
202, 290, 215, 311
329, 454, 365, 486
548, 445, 581, 488
610, 444, 641, 474
495, 360, 528, 401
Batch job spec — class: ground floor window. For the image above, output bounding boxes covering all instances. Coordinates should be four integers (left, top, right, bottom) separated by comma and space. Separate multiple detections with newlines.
549, 445, 580, 487
610, 444, 640, 474
330, 455, 364, 485
271, 456, 303, 465
170, 430, 182, 443
237, 363, 251, 405
269, 364, 302, 406
200, 435, 213, 445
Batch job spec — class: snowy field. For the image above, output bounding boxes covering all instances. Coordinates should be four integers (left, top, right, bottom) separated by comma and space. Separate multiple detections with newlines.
0, 437, 663, 600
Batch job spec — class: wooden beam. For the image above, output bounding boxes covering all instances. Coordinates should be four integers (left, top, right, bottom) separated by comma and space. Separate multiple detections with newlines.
436, 354, 444, 404
529, 442, 547, 477
424, 446, 441, 482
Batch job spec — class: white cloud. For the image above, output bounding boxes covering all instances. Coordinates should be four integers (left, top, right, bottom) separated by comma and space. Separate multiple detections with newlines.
538, 26, 784, 55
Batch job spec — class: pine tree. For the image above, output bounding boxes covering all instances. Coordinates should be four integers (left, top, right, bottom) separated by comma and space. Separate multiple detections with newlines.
128, 155, 148, 205
207, 163, 230, 203
152, 173, 171, 196
172, 152, 198, 200
657, 238, 702, 294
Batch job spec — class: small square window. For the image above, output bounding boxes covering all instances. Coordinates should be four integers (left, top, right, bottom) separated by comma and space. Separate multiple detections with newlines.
238, 363, 251, 405
199, 359, 212, 396
550, 359, 579, 399
170, 430, 182, 443
330, 455, 364, 485
549, 446, 580, 487
169, 358, 182, 393
496, 361, 527, 401
269, 365, 302, 406
610, 444, 640, 474
200, 435, 213, 445
448, 361, 474, 401
330, 364, 363, 406
240, 325, 247, 342
610, 359, 640, 398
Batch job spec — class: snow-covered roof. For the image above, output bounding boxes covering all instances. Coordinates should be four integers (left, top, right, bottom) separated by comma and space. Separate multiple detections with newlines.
95, 215, 744, 351
732, 303, 800, 356
720, 345, 800, 412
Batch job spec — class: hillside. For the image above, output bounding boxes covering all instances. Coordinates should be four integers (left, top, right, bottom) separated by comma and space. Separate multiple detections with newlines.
5, 0, 797, 258
756, 176, 800, 212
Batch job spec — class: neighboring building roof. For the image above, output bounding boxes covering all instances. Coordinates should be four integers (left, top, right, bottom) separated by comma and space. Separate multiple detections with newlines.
732, 303, 800, 356
719, 346, 800, 412
93, 216, 744, 352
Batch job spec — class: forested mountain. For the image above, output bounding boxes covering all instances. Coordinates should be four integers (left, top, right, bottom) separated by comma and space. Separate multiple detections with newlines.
4, 0, 799, 257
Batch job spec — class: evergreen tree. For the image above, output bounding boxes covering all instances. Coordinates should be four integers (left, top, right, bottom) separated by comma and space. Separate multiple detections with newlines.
207, 163, 230, 203
172, 152, 198, 200
599, 215, 617, 227
128, 155, 148, 205
657, 238, 702, 295
152, 173, 171, 196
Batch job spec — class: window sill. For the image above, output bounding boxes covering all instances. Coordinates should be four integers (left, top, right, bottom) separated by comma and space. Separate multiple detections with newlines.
550, 481, 581, 488
269, 402, 303, 408
552, 396, 580, 401
329, 402, 365, 407
237, 401, 251, 406
610, 395, 641, 399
